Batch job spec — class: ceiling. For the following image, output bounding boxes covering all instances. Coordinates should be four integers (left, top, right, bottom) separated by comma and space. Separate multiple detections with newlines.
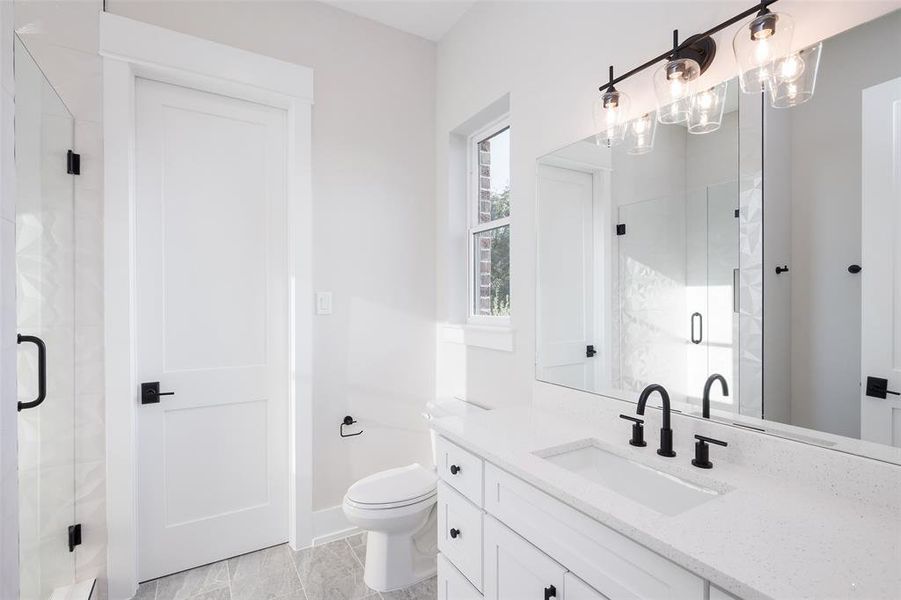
323, 0, 477, 41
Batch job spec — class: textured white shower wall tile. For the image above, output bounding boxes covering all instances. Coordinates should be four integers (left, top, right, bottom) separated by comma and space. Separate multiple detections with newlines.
75, 393, 105, 464
0, 91, 19, 600
74, 120, 102, 192
74, 185, 103, 327
75, 459, 107, 589
74, 325, 103, 396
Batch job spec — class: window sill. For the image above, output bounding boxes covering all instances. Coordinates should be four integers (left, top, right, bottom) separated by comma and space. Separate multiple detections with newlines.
440, 323, 514, 352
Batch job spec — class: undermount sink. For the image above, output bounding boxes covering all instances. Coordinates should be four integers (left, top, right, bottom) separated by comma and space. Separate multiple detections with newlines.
536, 440, 723, 516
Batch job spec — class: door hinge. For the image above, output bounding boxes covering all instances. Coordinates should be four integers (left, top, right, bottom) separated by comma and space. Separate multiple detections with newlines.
586, 344, 597, 358
68, 523, 82, 552
67, 150, 81, 175
734, 208, 740, 218
616, 223, 626, 236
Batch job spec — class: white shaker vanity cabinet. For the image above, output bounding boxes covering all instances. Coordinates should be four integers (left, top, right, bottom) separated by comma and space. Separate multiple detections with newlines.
435, 435, 721, 600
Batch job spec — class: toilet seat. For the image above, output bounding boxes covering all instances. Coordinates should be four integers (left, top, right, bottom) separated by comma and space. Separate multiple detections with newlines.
345, 463, 437, 509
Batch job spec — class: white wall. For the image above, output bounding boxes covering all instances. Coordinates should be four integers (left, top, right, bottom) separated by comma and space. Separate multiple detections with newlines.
108, 0, 438, 512
435, 0, 900, 415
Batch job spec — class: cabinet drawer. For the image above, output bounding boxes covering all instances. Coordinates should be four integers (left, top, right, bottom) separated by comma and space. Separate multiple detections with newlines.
436, 436, 484, 506
438, 481, 483, 591
483, 515, 565, 600
484, 464, 705, 600
438, 553, 483, 600
565, 573, 609, 600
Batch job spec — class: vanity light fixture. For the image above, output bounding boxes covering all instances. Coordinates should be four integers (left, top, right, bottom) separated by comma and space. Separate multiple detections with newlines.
653, 30, 714, 124
595, 0, 819, 148
733, 6, 794, 94
627, 112, 657, 154
594, 65, 630, 147
768, 42, 822, 108
688, 80, 729, 134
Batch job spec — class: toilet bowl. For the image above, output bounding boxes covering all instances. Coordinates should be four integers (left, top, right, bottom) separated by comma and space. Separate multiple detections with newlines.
342, 463, 438, 592
342, 397, 487, 592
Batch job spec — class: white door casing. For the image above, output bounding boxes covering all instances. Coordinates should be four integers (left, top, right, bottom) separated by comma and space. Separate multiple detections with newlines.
861, 76, 901, 447
101, 14, 313, 598
135, 78, 289, 580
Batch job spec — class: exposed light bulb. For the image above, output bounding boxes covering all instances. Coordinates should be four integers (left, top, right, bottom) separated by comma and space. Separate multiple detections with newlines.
786, 83, 798, 99
633, 118, 648, 135
778, 53, 805, 83
754, 37, 771, 64
669, 78, 685, 99
697, 91, 714, 110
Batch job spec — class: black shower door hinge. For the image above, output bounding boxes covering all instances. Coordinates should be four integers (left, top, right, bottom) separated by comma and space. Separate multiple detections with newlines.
67, 150, 81, 175
616, 223, 626, 236
68, 523, 82, 552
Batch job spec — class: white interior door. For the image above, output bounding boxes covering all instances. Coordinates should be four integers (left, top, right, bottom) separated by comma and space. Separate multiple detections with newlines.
135, 78, 289, 579
537, 164, 595, 389
861, 76, 901, 447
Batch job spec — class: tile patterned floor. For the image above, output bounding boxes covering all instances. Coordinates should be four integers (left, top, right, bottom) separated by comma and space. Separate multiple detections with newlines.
131, 534, 436, 600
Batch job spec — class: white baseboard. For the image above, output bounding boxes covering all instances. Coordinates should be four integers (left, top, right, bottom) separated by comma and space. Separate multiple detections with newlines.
311, 505, 359, 546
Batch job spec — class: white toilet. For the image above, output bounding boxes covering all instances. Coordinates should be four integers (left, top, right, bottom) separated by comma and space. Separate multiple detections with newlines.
342, 398, 483, 592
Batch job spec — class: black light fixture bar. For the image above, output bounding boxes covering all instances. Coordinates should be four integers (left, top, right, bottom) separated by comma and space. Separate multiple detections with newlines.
599, 0, 779, 91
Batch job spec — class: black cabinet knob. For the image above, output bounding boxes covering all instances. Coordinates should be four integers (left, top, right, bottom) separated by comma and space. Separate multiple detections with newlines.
449, 528, 460, 539
449, 464, 461, 475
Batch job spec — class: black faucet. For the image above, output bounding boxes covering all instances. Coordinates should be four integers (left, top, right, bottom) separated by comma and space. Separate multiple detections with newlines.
702, 374, 729, 419
636, 384, 676, 457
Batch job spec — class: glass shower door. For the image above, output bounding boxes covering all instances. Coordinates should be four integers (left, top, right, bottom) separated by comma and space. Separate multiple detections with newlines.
15, 37, 77, 599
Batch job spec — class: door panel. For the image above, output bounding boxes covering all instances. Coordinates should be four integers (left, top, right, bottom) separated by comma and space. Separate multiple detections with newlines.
537, 165, 595, 389
135, 78, 289, 579
861, 76, 901, 446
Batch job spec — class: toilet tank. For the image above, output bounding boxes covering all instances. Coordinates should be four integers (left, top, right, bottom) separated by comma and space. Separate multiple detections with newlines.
424, 397, 487, 467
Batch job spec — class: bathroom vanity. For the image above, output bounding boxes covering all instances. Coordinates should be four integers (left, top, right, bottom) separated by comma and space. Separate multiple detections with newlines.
430, 405, 901, 600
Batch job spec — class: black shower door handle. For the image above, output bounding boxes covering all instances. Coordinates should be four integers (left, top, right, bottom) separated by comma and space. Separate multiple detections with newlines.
17, 334, 47, 411
691, 312, 703, 345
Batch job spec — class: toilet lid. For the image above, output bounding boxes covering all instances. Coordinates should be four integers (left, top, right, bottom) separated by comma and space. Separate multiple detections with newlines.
346, 463, 437, 505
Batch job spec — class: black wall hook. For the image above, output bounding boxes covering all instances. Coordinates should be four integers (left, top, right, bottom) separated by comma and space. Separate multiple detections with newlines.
775, 265, 789, 275
340, 415, 363, 438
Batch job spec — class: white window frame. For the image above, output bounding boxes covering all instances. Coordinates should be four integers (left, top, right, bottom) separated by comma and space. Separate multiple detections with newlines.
467, 116, 511, 327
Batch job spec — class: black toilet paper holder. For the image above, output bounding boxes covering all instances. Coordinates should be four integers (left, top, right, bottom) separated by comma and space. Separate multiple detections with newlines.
340, 415, 363, 438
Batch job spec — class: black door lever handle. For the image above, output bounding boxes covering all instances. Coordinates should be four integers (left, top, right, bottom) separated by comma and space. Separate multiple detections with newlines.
141, 381, 174, 404
866, 376, 900, 399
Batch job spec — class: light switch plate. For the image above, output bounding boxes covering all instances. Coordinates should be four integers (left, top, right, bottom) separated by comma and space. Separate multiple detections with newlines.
316, 291, 333, 315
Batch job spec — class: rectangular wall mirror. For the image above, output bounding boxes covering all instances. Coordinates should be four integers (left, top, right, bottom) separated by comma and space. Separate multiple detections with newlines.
536, 9, 901, 462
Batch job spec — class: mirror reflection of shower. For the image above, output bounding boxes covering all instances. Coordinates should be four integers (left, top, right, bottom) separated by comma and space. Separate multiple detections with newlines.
537, 80, 745, 417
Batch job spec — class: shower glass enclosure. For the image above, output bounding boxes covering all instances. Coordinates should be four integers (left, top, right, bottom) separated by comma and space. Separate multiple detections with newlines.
15, 37, 78, 598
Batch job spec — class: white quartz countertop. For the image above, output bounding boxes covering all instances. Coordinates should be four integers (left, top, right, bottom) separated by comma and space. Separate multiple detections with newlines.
430, 406, 901, 600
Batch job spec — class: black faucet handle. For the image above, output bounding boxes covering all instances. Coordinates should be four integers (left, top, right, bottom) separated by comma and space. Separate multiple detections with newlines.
692, 434, 727, 469
695, 434, 728, 447
619, 414, 647, 447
